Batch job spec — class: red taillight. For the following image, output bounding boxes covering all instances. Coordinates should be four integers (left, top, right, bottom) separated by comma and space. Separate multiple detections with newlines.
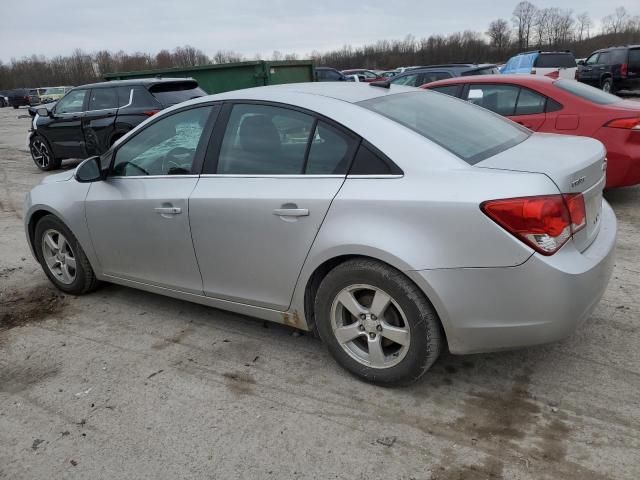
605, 117, 640, 130
544, 70, 560, 79
621, 63, 628, 78
143, 110, 160, 117
481, 194, 586, 255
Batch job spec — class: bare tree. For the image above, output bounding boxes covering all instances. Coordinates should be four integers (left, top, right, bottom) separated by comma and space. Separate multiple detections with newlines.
575, 12, 592, 41
487, 19, 511, 54
512, 1, 537, 50
602, 7, 630, 35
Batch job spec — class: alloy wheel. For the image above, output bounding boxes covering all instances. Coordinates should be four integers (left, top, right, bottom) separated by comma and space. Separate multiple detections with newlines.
41, 229, 77, 285
31, 138, 51, 169
330, 284, 411, 369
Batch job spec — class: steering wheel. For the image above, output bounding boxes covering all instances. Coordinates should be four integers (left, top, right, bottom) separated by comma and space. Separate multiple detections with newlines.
162, 147, 194, 175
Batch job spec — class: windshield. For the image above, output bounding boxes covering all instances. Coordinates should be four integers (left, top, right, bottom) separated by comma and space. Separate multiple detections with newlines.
554, 79, 622, 105
357, 91, 530, 165
45, 87, 64, 95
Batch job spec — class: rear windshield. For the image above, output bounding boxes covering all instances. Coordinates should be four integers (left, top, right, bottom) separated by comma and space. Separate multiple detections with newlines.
554, 79, 622, 105
148, 81, 206, 106
535, 54, 576, 68
357, 91, 530, 165
464, 66, 500, 76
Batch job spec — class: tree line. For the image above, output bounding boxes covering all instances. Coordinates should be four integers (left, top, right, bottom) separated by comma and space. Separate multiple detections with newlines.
1, 3, 639, 90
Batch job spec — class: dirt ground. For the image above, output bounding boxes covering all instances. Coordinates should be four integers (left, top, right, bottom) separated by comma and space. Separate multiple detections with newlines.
1, 104, 639, 480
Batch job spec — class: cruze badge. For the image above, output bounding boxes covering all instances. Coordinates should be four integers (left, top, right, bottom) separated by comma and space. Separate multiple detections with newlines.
571, 176, 586, 188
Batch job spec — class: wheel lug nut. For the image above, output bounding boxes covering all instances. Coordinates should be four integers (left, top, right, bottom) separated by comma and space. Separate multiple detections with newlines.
376, 325, 382, 332
360, 314, 366, 320
369, 332, 376, 339
358, 324, 365, 331
371, 315, 377, 320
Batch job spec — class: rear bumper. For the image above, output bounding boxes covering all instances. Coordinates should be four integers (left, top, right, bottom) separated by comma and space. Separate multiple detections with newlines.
408, 200, 617, 354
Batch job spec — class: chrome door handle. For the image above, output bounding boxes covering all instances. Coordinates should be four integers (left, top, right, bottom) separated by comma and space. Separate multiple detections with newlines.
154, 207, 182, 215
273, 208, 309, 217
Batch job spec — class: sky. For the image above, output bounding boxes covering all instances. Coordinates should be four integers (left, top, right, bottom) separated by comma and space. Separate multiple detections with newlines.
0, 0, 637, 63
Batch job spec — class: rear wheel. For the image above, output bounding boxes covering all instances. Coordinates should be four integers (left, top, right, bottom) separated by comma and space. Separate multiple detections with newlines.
601, 78, 614, 94
30, 135, 60, 171
34, 215, 99, 295
315, 258, 443, 386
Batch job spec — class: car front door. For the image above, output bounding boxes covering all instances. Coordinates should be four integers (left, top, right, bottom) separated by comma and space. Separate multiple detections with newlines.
579, 53, 600, 87
83, 87, 119, 156
189, 102, 358, 310
42, 89, 88, 159
85, 104, 218, 293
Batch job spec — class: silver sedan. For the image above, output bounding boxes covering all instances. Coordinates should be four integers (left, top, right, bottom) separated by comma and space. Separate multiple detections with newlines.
24, 83, 616, 385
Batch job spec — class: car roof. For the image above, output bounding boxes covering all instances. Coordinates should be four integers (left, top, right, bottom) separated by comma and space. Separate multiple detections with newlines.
179, 82, 417, 107
394, 64, 497, 76
73, 78, 197, 89
424, 74, 557, 88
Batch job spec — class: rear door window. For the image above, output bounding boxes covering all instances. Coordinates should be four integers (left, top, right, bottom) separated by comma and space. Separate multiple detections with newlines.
515, 88, 547, 115
421, 72, 451, 84
466, 84, 519, 116
429, 85, 461, 97
149, 81, 207, 107
391, 74, 420, 86
534, 54, 576, 68
88, 88, 118, 111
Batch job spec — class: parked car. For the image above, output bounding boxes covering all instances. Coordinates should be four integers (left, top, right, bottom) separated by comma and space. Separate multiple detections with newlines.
40, 86, 74, 103
380, 71, 398, 78
423, 74, 640, 188
28, 88, 47, 106
0, 90, 8, 107
7, 88, 31, 108
24, 82, 615, 386
577, 45, 640, 93
501, 51, 577, 80
28, 78, 206, 171
341, 69, 384, 82
314, 67, 347, 82
389, 64, 499, 87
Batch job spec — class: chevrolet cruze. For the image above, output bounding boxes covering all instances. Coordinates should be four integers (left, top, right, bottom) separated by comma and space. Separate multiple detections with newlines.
24, 83, 616, 385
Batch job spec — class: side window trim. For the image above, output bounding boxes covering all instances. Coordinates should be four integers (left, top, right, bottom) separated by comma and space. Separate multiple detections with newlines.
200, 100, 361, 176
108, 103, 220, 178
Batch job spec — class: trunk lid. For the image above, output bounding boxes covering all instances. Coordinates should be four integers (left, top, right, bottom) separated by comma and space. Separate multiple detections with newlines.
476, 133, 606, 252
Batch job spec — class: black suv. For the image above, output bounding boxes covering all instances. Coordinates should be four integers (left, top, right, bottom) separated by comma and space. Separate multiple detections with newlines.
389, 64, 500, 87
7, 89, 32, 108
577, 45, 640, 93
29, 78, 206, 170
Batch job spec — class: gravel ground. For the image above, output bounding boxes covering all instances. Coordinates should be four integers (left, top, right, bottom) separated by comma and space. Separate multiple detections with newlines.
1, 104, 639, 480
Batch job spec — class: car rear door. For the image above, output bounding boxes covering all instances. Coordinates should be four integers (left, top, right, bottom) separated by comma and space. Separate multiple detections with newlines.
82, 87, 119, 156
627, 48, 640, 89
85, 104, 218, 293
189, 102, 358, 310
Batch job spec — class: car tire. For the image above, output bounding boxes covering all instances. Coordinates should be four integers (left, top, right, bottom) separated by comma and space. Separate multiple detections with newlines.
30, 135, 60, 171
34, 215, 99, 295
314, 258, 443, 386
13, 105, 18, 109
601, 78, 614, 94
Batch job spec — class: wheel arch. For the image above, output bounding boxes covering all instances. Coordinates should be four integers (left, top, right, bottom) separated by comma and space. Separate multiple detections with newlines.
302, 254, 449, 349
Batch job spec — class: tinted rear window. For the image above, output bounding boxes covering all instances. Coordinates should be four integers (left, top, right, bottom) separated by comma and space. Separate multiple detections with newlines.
463, 67, 500, 76
357, 92, 529, 165
554, 79, 622, 105
535, 54, 576, 68
149, 81, 206, 106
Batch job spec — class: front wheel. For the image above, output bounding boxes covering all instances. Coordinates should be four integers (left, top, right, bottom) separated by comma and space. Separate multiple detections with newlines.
30, 135, 60, 171
34, 215, 99, 295
601, 78, 614, 94
315, 258, 443, 386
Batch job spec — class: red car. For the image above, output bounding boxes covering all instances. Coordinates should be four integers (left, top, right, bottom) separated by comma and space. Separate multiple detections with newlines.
422, 75, 640, 188
341, 69, 384, 83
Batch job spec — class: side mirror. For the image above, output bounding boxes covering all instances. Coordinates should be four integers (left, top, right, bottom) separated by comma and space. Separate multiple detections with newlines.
577, 60, 585, 66
75, 156, 103, 183
36, 107, 50, 117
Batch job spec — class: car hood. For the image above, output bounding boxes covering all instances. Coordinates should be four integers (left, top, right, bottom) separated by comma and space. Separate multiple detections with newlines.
41, 170, 74, 184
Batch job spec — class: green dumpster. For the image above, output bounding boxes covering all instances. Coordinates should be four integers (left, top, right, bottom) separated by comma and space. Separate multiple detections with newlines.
103, 60, 315, 94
